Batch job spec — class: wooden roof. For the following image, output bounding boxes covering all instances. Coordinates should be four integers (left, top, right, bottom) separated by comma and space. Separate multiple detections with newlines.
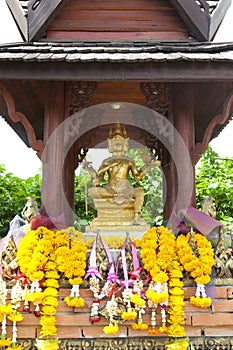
0, 41, 232, 156
0, 42, 233, 80
6, 0, 231, 42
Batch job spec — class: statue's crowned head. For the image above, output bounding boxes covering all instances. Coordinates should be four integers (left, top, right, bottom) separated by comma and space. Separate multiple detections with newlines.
107, 122, 129, 154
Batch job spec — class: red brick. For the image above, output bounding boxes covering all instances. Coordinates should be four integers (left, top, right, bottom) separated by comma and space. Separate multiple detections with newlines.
215, 287, 228, 299
184, 301, 211, 313
57, 300, 74, 313
56, 313, 110, 326
128, 327, 165, 337
184, 286, 226, 299
79, 289, 94, 298
58, 288, 71, 298
6, 313, 40, 326
74, 299, 106, 313
192, 313, 233, 327
6, 325, 37, 339
184, 313, 192, 326
204, 326, 233, 336
183, 287, 196, 299
227, 288, 233, 299
212, 299, 233, 312
82, 325, 127, 338
184, 326, 201, 337
57, 326, 82, 338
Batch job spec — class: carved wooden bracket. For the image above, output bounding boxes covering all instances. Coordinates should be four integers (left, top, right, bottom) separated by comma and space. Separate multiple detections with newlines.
68, 81, 97, 116
140, 82, 170, 118
192, 90, 233, 165
0, 83, 44, 159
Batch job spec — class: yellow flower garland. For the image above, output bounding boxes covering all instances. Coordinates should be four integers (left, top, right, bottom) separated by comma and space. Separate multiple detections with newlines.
140, 227, 185, 338
176, 232, 214, 307
17, 226, 87, 346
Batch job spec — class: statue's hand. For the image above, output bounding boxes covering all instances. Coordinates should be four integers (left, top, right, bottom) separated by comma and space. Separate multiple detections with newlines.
93, 177, 101, 186
137, 159, 161, 181
147, 160, 161, 168
83, 160, 99, 184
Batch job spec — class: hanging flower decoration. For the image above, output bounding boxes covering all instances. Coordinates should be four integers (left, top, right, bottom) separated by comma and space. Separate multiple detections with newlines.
85, 233, 118, 323
2, 221, 214, 349
103, 296, 119, 335
117, 235, 147, 329
140, 226, 185, 337
0, 275, 13, 347
17, 226, 87, 348
176, 231, 214, 307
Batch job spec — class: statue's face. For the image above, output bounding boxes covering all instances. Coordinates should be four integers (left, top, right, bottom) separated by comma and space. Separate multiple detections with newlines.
108, 136, 129, 154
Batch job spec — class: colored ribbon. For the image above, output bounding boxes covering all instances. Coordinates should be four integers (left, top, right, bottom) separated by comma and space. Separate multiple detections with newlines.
85, 234, 102, 280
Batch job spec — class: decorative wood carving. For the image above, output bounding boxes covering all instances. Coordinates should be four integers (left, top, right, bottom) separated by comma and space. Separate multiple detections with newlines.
193, 90, 233, 165
214, 228, 233, 279
68, 81, 97, 116
140, 82, 170, 118
0, 82, 44, 158
17, 337, 233, 349
67, 81, 98, 168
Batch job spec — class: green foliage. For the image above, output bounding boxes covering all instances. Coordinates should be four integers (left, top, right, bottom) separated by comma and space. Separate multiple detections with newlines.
0, 164, 41, 237
126, 149, 163, 225
196, 146, 233, 227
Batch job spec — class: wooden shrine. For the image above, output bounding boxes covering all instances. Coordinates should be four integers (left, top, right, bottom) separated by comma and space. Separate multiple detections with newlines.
0, 0, 233, 349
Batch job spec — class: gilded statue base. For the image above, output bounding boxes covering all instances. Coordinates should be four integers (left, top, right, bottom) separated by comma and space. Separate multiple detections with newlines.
85, 198, 149, 233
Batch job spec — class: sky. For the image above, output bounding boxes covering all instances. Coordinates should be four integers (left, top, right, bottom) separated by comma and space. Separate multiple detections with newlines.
0, 0, 233, 178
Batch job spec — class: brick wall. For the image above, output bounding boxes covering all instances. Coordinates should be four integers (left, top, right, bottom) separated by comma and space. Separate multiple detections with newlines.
5, 286, 233, 341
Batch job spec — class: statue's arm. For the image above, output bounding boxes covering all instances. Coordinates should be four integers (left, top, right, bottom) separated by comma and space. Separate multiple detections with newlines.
132, 160, 161, 182
97, 161, 118, 176
83, 160, 102, 186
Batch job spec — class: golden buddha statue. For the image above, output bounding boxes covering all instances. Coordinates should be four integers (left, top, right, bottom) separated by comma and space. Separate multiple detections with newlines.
84, 123, 160, 232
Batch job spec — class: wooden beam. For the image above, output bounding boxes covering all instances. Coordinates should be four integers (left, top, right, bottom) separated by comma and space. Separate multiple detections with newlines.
169, 0, 210, 40
193, 89, 233, 164
0, 61, 233, 81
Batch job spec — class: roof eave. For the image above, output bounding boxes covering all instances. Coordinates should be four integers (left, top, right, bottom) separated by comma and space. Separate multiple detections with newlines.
0, 60, 232, 82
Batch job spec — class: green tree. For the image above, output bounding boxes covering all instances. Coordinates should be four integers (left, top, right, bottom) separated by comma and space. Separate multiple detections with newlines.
126, 149, 163, 225
196, 146, 233, 227
0, 164, 41, 237
74, 169, 96, 231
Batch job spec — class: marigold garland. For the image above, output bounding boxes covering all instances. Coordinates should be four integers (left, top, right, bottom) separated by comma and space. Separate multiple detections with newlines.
17, 226, 87, 348
7, 223, 215, 346
176, 232, 214, 307
140, 227, 185, 337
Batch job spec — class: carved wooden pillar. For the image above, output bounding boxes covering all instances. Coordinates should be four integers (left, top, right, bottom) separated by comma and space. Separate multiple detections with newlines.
42, 81, 97, 227
172, 83, 196, 213
141, 82, 176, 221
63, 81, 97, 224
42, 81, 66, 224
